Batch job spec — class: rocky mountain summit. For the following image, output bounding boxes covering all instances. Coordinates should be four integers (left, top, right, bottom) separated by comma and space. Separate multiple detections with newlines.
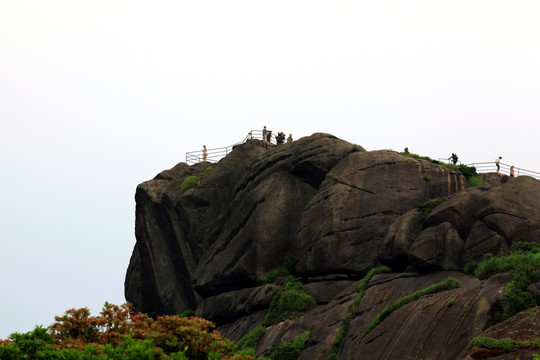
125, 133, 540, 359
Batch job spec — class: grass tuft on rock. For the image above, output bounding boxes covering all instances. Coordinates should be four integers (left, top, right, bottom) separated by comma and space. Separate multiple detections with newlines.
264, 331, 309, 360
263, 278, 316, 326
418, 197, 448, 219
359, 277, 461, 342
327, 266, 393, 360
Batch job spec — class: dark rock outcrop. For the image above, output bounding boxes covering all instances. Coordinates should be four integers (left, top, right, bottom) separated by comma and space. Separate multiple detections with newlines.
125, 133, 540, 358
382, 176, 540, 271
295, 150, 467, 277
461, 306, 540, 360
339, 272, 510, 360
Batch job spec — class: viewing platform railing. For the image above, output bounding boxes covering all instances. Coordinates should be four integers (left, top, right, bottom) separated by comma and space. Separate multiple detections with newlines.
438, 158, 540, 180
185, 129, 281, 165
465, 162, 540, 180
187, 134, 539, 180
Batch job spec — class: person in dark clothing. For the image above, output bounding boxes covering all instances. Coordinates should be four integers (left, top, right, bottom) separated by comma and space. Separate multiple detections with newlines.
449, 153, 458, 165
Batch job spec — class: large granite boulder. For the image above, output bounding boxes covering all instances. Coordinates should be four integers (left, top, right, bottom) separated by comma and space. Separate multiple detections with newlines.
379, 176, 540, 271
294, 150, 468, 276
126, 134, 469, 313
125, 132, 540, 359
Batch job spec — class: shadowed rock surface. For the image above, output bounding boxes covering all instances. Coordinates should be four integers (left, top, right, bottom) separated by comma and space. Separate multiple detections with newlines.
125, 133, 540, 359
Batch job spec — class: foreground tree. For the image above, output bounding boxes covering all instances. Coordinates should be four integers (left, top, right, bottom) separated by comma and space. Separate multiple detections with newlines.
0, 302, 256, 360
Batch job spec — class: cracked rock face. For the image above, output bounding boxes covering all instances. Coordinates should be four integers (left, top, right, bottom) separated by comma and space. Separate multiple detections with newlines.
124, 133, 540, 359
125, 134, 469, 314
381, 176, 540, 271
295, 150, 468, 276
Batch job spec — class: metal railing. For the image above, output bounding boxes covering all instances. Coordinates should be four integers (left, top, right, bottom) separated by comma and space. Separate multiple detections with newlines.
186, 129, 288, 165
464, 162, 540, 180
187, 137, 540, 180
438, 158, 540, 180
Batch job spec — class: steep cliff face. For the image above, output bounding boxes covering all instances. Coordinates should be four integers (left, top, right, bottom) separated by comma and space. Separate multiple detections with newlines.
125, 133, 540, 359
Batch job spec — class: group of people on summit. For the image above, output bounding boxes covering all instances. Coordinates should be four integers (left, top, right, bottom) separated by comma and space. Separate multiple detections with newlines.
262, 126, 292, 146
204, 136, 518, 179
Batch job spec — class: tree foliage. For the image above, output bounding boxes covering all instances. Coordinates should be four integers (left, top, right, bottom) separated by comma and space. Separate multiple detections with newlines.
0, 302, 254, 360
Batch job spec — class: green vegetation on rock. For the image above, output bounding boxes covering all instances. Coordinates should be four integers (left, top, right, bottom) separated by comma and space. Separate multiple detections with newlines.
400, 149, 482, 186
359, 277, 461, 342
200, 166, 214, 177
328, 266, 393, 360
263, 277, 316, 326
180, 175, 199, 193
326, 173, 338, 181
259, 253, 295, 284
474, 242, 540, 319
264, 331, 309, 360
467, 336, 540, 358
180, 166, 214, 193
418, 197, 448, 219
237, 325, 266, 352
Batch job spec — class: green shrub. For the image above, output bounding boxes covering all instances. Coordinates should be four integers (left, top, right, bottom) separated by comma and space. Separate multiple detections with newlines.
257, 253, 294, 284
236, 325, 266, 350
474, 246, 540, 319
265, 331, 309, 360
264, 288, 316, 326
457, 164, 476, 180
283, 253, 295, 274
468, 336, 537, 351
264, 277, 316, 326
418, 197, 448, 219
422, 174, 430, 182
260, 253, 296, 284
360, 278, 461, 342
463, 260, 478, 275
326, 173, 337, 181
501, 277, 537, 319
200, 166, 214, 177
180, 176, 199, 193
328, 266, 393, 360
467, 175, 483, 187
475, 251, 540, 282
261, 267, 291, 284
511, 241, 540, 254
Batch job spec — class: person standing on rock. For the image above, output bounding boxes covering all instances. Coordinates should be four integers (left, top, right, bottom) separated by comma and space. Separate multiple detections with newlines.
202, 145, 207, 162
262, 126, 267, 142
510, 165, 515, 177
495, 156, 502, 174
449, 153, 458, 165
287, 133, 293, 143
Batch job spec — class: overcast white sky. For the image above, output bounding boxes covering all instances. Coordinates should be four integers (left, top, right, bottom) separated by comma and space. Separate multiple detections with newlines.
1, 1, 539, 339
